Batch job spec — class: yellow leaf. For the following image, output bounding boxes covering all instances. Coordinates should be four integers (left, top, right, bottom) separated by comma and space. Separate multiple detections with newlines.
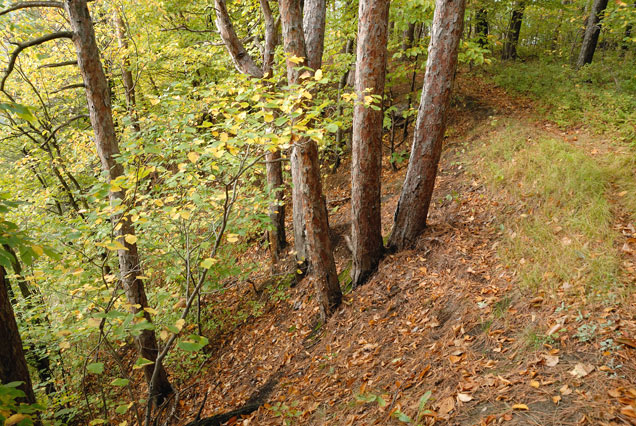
31, 245, 43, 256
160, 330, 169, 341
314, 69, 323, 80
200, 258, 217, 269
5, 414, 29, 426
530, 380, 540, 388
264, 113, 274, 123
226, 234, 239, 243
187, 151, 200, 163
175, 319, 185, 332
288, 55, 304, 64
60, 340, 71, 350
220, 132, 229, 143
124, 234, 137, 245
512, 404, 529, 410
144, 307, 158, 315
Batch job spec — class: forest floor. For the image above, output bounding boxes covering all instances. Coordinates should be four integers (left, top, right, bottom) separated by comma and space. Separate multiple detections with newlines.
170, 71, 636, 426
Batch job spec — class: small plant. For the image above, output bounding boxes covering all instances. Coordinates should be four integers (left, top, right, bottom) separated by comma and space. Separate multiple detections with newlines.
268, 400, 303, 425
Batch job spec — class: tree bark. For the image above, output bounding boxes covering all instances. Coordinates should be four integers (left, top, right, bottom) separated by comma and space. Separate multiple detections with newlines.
576, 0, 609, 66
0, 266, 38, 407
351, 0, 390, 287
402, 22, 416, 55
388, 0, 465, 251
113, 7, 140, 132
214, 0, 264, 78
280, 0, 342, 317
303, 0, 326, 70
64, 0, 172, 404
475, 8, 488, 47
502, 1, 525, 59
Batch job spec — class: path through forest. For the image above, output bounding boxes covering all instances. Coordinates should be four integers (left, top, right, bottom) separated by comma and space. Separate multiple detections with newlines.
177, 72, 636, 426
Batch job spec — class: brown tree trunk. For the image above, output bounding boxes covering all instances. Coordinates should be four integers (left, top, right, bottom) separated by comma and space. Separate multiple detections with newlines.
215, 0, 287, 262
64, 0, 172, 404
388, 0, 465, 251
0, 266, 38, 407
303, 0, 326, 70
576, 0, 609, 66
351, 0, 390, 287
402, 22, 416, 55
502, 1, 525, 59
214, 0, 264, 78
280, 0, 342, 318
113, 7, 140, 132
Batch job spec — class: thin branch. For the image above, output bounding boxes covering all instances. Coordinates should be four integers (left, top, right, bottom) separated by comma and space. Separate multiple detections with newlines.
38, 60, 78, 69
0, 1, 62, 16
51, 83, 85, 94
0, 31, 73, 92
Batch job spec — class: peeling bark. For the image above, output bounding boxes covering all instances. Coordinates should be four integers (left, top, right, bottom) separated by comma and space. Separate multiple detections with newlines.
388, 0, 465, 250
351, 0, 390, 287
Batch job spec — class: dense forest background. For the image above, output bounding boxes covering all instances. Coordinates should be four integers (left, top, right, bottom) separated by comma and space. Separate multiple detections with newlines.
0, 0, 635, 424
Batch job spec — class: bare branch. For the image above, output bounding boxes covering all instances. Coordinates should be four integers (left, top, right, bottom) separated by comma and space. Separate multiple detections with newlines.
51, 83, 85, 94
38, 60, 78, 69
0, 31, 73, 92
0, 1, 62, 16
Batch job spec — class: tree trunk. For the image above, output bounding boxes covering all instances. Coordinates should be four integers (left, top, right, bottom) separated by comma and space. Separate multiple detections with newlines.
402, 22, 416, 56
214, 0, 264, 78
502, 1, 525, 59
351, 0, 390, 287
64, 0, 172, 404
3, 245, 56, 395
303, 0, 326, 70
475, 8, 489, 47
388, 0, 465, 251
113, 7, 140, 132
280, 0, 342, 318
576, 0, 609, 66
0, 266, 38, 407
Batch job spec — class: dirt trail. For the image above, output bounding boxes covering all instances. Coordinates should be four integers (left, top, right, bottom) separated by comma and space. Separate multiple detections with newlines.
176, 73, 636, 426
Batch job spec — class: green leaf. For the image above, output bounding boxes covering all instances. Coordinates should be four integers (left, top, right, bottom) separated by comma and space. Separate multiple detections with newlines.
110, 378, 130, 387
177, 334, 209, 352
87, 362, 104, 375
133, 357, 154, 369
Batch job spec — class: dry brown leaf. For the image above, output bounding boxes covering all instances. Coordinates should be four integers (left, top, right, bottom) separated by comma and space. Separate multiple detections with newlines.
569, 363, 594, 378
552, 395, 561, 404
560, 385, 572, 395
457, 393, 473, 402
621, 405, 636, 419
530, 380, 540, 388
609, 388, 622, 398
438, 396, 455, 415
616, 338, 636, 349
512, 403, 529, 410
542, 354, 559, 367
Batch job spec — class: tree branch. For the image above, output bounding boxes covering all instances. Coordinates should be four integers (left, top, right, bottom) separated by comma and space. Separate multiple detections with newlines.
0, 31, 73, 92
0, 1, 63, 16
51, 83, 85, 94
38, 60, 78, 69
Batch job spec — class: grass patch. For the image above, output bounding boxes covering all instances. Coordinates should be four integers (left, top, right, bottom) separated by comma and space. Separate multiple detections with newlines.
469, 121, 624, 297
486, 59, 636, 143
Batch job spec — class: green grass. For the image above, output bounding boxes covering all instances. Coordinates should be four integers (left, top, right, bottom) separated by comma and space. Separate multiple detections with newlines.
487, 58, 636, 143
469, 121, 625, 297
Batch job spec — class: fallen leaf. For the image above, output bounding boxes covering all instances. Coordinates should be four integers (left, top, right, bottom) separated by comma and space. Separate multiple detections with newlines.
608, 388, 622, 398
542, 354, 559, 367
530, 380, 540, 388
560, 385, 572, 395
621, 405, 636, 419
552, 395, 561, 404
438, 396, 455, 415
512, 403, 529, 410
569, 363, 594, 378
457, 393, 473, 402
616, 337, 636, 349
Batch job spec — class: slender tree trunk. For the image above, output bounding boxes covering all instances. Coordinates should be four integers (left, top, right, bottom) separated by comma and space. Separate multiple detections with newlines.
0, 266, 38, 409
502, 1, 525, 59
475, 8, 489, 47
334, 38, 355, 170
576, 0, 610, 66
351, 0, 390, 287
402, 22, 416, 56
64, 0, 172, 404
388, 0, 465, 250
280, 0, 342, 318
113, 7, 140, 132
